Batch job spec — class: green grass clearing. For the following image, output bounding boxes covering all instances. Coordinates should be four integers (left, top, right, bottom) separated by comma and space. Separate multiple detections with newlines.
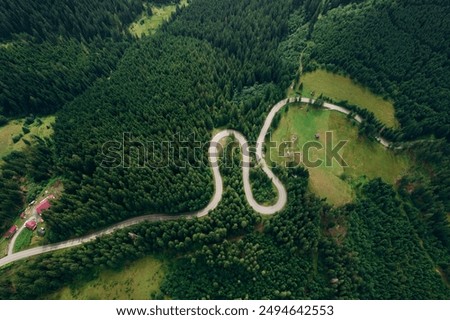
13, 229, 33, 253
47, 256, 167, 300
268, 104, 411, 206
0, 40, 15, 49
129, 0, 189, 38
0, 115, 55, 163
12, 221, 47, 253
299, 69, 398, 128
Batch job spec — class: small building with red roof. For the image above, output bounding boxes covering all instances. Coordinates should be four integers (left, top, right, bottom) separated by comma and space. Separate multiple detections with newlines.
25, 220, 37, 231
36, 195, 55, 215
4, 225, 17, 239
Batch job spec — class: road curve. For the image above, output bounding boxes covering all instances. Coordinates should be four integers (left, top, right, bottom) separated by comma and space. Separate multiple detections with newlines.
0, 97, 390, 268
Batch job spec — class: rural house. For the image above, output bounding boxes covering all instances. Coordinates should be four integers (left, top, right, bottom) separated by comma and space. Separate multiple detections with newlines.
36, 195, 55, 215
25, 220, 37, 231
3, 225, 17, 239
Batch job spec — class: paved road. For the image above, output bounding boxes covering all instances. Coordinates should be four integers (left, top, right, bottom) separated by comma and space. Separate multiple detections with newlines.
209, 129, 287, 215
0, 97, 391, 268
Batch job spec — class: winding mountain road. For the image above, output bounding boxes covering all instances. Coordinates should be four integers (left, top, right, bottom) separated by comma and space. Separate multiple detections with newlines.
0, 97, 390, 268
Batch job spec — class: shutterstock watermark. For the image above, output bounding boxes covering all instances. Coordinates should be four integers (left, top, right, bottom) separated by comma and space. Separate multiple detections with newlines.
100, 131, 348, 169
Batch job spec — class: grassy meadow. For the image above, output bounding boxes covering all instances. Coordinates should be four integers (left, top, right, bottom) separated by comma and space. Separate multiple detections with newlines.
299, 69, 398, 128
0, 115, 55, 162
48, 256, 166, 300
129, 0, 189, 37
13, 229, 33, 253
268, 104, 411, 206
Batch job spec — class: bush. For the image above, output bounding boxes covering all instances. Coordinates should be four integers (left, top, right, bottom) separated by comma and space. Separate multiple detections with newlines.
24, 116, 35, 125
22, 126, 30, 134
12, 134, 23, 143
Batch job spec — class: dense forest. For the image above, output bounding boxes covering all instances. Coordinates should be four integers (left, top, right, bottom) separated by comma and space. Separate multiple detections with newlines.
0, 39, 129, 116
0, 0, 147, 41
310, 0, 450, 140
0, 0, 180, 231
0, 0, 156, 117
0, 0, 150, 231
0, 138, 263, 299
162, 157, 449, 299
0, 0, 449, 300
1, 148, 448, 299
43, 0, 294, 241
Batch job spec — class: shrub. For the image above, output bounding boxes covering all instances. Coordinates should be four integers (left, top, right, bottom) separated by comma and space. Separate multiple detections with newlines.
12, 134, 23, 143
24, 115, 35, 125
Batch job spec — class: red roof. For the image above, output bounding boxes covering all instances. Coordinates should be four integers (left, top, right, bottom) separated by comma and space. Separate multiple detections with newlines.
36, 195, 54, 215
4, 225, 17, 238
25, 220, 37, 231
